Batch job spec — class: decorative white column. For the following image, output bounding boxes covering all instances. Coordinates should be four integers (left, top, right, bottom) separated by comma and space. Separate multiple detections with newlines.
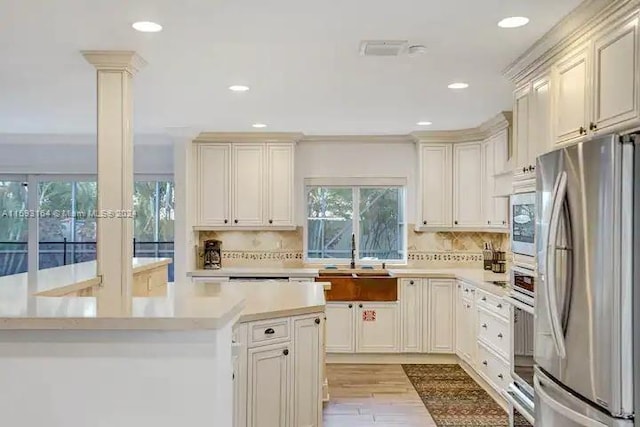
168, 127, 199, 301
82, 51, 146, 316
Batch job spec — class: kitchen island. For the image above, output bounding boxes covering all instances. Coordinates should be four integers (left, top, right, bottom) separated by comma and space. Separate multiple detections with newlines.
0, 280, 327, 427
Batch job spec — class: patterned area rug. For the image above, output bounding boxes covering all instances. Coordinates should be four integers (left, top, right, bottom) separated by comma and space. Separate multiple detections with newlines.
402, 364, 532, 427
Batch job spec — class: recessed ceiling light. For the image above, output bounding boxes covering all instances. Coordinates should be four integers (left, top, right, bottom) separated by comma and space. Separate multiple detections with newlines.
252, 123, 267, 128
416, 121, 432, 126
132, 21, 163, 33
498, 17, 530, 28
229, 85, 250, 92
448, 82, 469, 89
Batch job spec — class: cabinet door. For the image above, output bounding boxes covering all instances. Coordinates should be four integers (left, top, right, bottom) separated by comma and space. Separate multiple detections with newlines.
195, 143, 231, 226
356, 302, 399, 353
455, 283, 465, 358
400, 279, 422, 352
292, 315, 322, 427
325, 303, 355, 353
233, 144, 265, 226
418, 144, 452, 227
428, 280, 455, 353
247, 342, 290, 427
492, 130, 509, 228
555, 45, 590, 144
266, 143, 295, 226
453, 141, 483, 227
482, 139, 496, 227
530, 75, 552, 163
593, 13, 640, 132
513, 85, 531, 174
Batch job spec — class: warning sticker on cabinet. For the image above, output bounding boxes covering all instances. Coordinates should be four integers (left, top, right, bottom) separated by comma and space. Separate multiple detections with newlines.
362, 310, 376, 321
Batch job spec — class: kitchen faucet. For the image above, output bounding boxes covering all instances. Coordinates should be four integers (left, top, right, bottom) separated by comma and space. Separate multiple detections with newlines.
350, 233, 356, 269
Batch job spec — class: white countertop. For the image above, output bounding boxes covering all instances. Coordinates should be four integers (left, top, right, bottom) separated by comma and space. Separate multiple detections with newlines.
188, 267, 319, 278
0, 280, 327, 330
0, 257, 172, 298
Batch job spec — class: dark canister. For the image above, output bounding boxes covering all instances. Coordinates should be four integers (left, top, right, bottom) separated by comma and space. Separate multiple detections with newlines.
203, 239, 222, 270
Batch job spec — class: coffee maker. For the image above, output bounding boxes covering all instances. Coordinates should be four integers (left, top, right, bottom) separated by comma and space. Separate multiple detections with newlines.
203, 239, 222, 270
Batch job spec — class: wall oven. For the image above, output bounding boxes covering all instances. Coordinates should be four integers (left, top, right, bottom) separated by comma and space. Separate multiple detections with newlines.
510, 192, 536, 258
506, 267, 535, 426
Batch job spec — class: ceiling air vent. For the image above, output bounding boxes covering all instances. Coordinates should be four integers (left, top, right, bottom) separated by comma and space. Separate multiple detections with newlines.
359, 40, 408, 57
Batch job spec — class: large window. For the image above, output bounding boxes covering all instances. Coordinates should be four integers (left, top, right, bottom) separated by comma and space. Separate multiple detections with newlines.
0, 180, 28, 276
306, 185, 405, 262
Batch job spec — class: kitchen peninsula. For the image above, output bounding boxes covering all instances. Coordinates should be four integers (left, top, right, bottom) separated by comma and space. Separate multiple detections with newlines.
0, 280, 327, 427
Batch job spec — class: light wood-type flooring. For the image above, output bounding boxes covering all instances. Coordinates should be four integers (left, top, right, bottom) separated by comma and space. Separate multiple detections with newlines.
323, 364, 437, 426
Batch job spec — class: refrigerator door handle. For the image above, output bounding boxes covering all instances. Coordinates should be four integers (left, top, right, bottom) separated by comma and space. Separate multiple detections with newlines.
545, 170, 568, 359
535, 375, 607, 427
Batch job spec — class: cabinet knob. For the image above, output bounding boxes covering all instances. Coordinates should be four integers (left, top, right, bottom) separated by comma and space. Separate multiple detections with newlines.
522, 167, 526, 173
487, 221, 491, 225
454, 220, 459, 225
482, 296, 487, 301
283, 349, 289, 356
359, 304, 363, 308
482, 360, 488, 366
409, 280, 414, 285
465, 289, 469, 293
498, 333, 503, 339
234, 219, 238, 224
348, 304, 353, 308
264, 328, 275, 335
224, 219, 228, 224
502, 220, 506, 225
314, 318, 320, 325
482, 323, 487, 329
423, 220, 427, 225
590, 122, 597, 131
466, 304, 471, 308
579, 126, 586, 135
498, 374, 504, 379
269, 219, 273, 224
497, 303, 503, 309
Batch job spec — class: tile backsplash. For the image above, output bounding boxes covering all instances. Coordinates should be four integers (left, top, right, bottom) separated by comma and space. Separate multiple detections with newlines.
197, 226, 509, 269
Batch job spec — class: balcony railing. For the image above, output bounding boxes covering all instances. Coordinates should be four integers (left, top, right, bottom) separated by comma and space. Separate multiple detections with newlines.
0, 239, 175, 280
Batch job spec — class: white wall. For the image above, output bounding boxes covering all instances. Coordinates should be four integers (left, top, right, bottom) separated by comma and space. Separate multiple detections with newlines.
295, 139, 417, 224
0, 134, 173, 175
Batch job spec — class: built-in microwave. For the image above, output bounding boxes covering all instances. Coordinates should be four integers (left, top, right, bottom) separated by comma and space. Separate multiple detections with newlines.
510, 192, 536, 258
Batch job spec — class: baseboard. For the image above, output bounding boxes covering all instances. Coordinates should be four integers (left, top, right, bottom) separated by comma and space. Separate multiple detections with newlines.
326, 353, 458, 364
458, 359, 509, 412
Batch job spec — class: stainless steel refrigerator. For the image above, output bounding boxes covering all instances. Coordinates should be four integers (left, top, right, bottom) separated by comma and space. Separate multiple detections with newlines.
534, 134, 638, 426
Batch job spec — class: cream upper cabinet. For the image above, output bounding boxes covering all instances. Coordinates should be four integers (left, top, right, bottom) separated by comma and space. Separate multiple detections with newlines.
266, 143, 294, 226
530, 75, 553, 165
195, 143, 231, 226
232, 144, 265, 226
592, 13, 640, 133
400, 279, 423, 353
417, 144, 452, 228
426, 279, 455, 353
513, 84, 531, 175
482, 135, 508, 229
453, 141, 483, 228
482, 139, 495, 227
554, 44, 591, 144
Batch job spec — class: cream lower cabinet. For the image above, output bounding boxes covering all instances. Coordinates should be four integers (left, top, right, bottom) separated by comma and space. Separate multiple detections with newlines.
355, 302, 400, 353
325, 302, 355, 353
426, 280, 456, 353
455, 281, 476, 365
400, 279, 423, 352
235, 313, 323, 427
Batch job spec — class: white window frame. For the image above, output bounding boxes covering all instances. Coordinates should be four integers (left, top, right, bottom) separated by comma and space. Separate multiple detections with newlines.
303, 177, 408, 265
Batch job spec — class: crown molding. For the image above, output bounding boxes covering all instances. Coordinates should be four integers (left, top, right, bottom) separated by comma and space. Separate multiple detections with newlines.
195, 132, 304, 144
300, 134, 413, 144
504, 0, 639, 84
81, 50, 147, 75
411, 112, 512, 144
479, 111, 512, 135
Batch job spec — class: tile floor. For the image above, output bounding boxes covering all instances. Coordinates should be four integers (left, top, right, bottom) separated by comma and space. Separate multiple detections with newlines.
323, 364, 437, 427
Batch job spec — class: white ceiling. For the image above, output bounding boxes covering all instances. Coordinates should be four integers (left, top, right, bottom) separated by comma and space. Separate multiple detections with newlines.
0, 0, 582, 135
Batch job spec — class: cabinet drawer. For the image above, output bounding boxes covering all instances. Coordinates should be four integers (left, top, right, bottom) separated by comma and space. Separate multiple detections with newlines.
477, 341, 510, 393
249, 318, 290, 347
477, 308, 510, 358
476, 290, 509, 319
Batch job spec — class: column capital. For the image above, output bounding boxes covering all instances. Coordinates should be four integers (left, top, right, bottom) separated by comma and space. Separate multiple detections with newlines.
81, 50, 147, 75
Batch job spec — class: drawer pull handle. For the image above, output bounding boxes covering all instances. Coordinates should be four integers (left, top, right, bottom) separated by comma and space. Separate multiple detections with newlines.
497, 303, 503, 309
264, 328, 275, 335
471, 289, 475, 293
482, 297, 487, 302
498, 333, 503, 339
465, 289, 469, 293
482, 360, 488, 366
498, 374, 504, 379
283, 349, 289, 356
482, 323, 487, 329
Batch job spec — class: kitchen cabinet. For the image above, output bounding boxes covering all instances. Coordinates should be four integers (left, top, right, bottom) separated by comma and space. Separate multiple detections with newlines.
247, 342, 290, 427
426, 279, 455, 353
456, 281, 476, 366
356, 302, 399, 353
482, 134, 508, 229
554, 44, 591, 144
232, 144, 265, 226
193, 139, 297, 230
417, 144, 452, 228
292, 315, 322, 427
266, 143, 295, 226
513, 84, 531, 177
325, 302, 355, 353
592, 13, 640, 133
400, 278, 423, 352
529, 74, 552, 165
453, 141, 484, 228
195, 143, 231, 226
